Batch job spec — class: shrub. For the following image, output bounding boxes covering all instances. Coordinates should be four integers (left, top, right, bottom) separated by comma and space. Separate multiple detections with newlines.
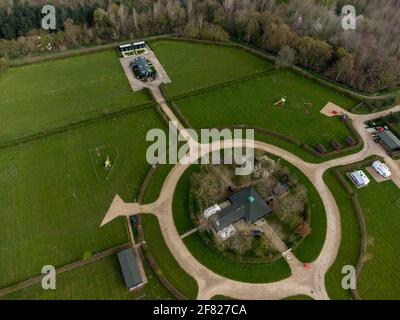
330, 139, 342, 151
82, 251, 93, 260
0, 57, 8, 71
345, 136, 356, 146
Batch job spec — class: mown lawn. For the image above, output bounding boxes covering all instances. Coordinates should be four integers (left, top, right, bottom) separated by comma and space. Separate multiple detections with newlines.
3, 256, 173, 300
0, 50, 151, 143
356, 180, 400, 300
151, 39, 273, 98
184, 232, 291, 283
141, 214, 198, 299
324, 169, 360, 300
174, 70, 358, 152
172, 165, 199, 235
142, 164, 174, 204
0, 108, 165, 288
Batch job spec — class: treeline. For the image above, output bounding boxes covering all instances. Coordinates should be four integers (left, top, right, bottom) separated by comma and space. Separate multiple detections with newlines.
0, 0, 399, 93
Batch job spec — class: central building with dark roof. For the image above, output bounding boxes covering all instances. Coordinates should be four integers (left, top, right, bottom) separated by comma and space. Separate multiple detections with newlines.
213, 187, 272, 233
130, 56, 157, 79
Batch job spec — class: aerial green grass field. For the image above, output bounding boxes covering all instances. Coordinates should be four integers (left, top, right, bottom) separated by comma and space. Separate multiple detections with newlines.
140, 214, 199, 299
151, 39, 273, 98
0, 50, 151, 143
324, 169, 360, 300
356, 180, 400, 300
3, 256, 173, 300
174, 70, 358, 151
142, 164, 174, 204
0, 108, 166, 288
184, 232, 291, 283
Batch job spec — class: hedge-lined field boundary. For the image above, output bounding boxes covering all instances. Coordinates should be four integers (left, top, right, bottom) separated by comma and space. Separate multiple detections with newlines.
135, 163, 193, 300
0, 100, 156, 151
4, 34, 399, 104
6, 35, 173, 67
164, 107, 364, 161
331, 156, 383, 300
161, 68, 275, 101
155, 36, 399, 104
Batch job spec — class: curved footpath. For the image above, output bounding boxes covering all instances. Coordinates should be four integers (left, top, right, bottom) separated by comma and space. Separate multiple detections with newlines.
102, 87, 400, 300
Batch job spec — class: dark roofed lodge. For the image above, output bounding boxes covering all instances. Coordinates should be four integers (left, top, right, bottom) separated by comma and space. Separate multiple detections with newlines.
213, 187, 272, 231
117, 248, 143, 291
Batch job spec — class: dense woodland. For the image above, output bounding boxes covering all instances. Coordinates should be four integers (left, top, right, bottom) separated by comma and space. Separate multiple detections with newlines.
0, 0, 399, 93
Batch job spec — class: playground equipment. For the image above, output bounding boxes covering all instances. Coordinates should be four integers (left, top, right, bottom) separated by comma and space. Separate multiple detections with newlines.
104, 155, 112, 170
274, 96, 287, 108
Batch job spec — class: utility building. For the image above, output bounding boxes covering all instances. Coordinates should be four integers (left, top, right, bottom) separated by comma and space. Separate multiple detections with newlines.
117, 248, 143, 291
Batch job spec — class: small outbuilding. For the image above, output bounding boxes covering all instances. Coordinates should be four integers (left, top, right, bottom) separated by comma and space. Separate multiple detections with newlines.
377, 130, 400, 153
117, 248, 143, 291
345, 136, 356, 146
330, 139, 342, 151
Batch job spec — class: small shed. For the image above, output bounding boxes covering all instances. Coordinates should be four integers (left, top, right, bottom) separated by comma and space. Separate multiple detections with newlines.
330, 139, 342, 151
345, 136, 356, 146
117, 248, 143, 291
315, 143, 327, 154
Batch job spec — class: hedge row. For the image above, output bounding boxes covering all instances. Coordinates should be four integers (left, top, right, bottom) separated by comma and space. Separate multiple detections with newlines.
203, 123, 362, 161
230, 36, 400, 101
136, 225, 187, 300
163, 68, 275, 101
169, 101, 193, 129
8, 34, 173, 67
0, 101, 156, 150
161, 36, 400, 104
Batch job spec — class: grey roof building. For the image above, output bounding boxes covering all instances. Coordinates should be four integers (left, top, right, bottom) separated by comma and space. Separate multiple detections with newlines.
213, 187, 272, 231
117, 248, 143, 291
377, 130, 400, 152
130, 56, 156, 78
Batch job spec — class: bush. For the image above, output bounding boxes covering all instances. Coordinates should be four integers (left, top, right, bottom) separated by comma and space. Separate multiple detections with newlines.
82, 251, 93, 260
315, 143, 327, 154
330, 139, 342, 151
0, 57, 8, 72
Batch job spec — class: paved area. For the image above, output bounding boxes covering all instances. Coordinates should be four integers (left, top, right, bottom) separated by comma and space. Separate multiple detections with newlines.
320, 102, 348, 117
119, 46, 171, 92
102, 86, 400, 300
261, 222, 289, 253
